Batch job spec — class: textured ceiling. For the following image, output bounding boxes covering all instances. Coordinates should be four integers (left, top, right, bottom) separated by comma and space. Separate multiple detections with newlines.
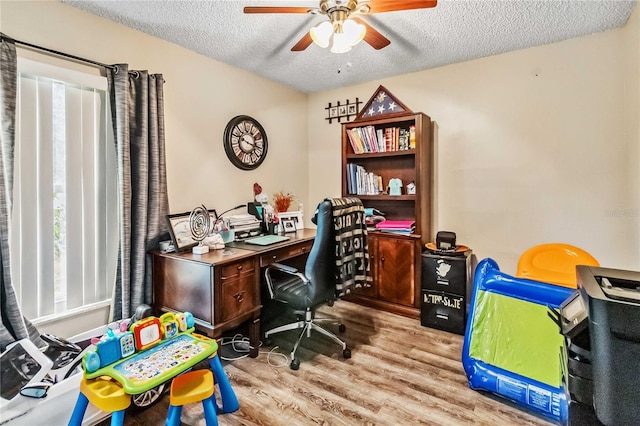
61, 0, 637, 93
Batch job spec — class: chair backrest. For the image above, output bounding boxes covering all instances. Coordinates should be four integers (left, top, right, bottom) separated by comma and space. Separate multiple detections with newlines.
304, 200, 338, 303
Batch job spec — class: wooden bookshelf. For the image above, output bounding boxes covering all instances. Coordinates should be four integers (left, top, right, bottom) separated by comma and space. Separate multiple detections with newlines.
341, 112, 433, 318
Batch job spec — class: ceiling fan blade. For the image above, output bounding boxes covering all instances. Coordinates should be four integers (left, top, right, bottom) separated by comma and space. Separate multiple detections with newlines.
352, 18, 390, 50
291, 32, 313, 51
364, 0, 437, 14
244, 6, 313, 14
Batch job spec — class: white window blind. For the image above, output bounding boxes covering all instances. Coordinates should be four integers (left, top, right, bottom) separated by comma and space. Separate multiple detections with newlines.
11, 58, 118, 321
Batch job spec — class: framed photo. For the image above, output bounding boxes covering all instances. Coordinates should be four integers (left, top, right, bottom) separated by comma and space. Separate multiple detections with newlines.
347, 104, 357, 115
329, 107, 338, 118
166, 212, 198, 252
338, 105, 347, 116
166, 209, 218, 251
277, 210, 304, 231
281, 218, 297, 233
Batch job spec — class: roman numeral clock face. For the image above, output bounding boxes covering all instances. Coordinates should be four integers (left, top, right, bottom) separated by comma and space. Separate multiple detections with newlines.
223, 115, 268, 170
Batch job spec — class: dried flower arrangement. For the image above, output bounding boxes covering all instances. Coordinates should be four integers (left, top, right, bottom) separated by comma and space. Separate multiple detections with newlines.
273, 191, 294, 213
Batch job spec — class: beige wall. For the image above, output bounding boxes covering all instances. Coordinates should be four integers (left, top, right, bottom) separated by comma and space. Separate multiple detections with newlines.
309, 7, 640, 275
2, 1, 309, 336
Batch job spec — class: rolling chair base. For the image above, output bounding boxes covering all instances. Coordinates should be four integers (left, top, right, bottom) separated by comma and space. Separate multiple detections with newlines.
264, 308, 351, 370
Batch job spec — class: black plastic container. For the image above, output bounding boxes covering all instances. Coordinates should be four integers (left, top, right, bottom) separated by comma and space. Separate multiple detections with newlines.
577, 265, 640, 426
421, 249, 471, 334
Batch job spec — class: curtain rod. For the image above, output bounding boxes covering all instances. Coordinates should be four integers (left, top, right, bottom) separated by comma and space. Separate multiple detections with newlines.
0, 33, 141, 77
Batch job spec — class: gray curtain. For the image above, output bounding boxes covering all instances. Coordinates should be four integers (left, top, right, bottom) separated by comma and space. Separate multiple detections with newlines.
0, 35, 45, 351
107, 64, 169, 321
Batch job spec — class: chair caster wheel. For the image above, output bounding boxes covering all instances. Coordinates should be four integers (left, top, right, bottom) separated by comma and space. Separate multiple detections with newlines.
290, 358, 300, 370
338, 324, 346, 333
343, 348, 351, 359
264, 337, 272, 346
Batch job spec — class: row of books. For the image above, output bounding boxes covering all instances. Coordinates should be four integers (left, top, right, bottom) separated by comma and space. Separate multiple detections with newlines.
346, 163, 383, 195
346, 125, 415, 154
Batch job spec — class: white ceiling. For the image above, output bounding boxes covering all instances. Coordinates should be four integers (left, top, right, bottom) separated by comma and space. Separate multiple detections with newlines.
61, 0, 637, 94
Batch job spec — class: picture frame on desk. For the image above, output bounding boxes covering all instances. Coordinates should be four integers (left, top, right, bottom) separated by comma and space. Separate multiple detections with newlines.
166, 212, 201, 252
281, 218, 296, 233
277, 210, 303, 231
166, 212, 196, 252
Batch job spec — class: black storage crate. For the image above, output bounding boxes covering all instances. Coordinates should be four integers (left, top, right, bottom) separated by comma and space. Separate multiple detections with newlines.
420, 290, 465, 334
421, 249, 472, 335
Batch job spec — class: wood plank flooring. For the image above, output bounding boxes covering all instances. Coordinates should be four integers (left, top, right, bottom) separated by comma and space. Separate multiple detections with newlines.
102, 301, 553, 426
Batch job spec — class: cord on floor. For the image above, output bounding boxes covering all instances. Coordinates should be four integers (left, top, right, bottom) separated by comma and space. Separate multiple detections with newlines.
217, 334, 289, 367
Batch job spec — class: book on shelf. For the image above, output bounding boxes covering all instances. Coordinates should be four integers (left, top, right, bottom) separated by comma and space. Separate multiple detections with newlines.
379, 228, 414, 235
347, 128, 366, 153
375, 220, 415, 230
409, 125, 416, 149
376, 129, 385, 152
384, 128, 393, 152
346, 129, 360, 154
399, 128, 409, 150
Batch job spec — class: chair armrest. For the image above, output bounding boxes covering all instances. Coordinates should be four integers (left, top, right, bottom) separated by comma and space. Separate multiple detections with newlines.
264, 263, 309, 299
268, 262, 299, 274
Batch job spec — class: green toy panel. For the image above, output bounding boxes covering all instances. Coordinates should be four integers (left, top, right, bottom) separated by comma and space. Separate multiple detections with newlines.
468, 290, 563, 388
85, 332, 217, 394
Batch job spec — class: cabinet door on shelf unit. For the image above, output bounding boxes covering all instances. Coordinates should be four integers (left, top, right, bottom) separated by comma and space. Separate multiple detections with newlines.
376, 235, 416, 306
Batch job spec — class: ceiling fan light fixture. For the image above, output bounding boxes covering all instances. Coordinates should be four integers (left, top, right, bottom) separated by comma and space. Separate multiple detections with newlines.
310, 21, 333, 48
330, 31, 352, 54
342, 19, 366, 46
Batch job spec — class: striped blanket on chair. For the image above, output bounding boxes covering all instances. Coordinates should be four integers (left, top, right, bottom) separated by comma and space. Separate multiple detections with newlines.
328, 197, 373, 297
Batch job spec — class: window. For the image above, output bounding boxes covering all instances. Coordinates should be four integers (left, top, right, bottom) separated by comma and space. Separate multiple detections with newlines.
11, 58, 118, 322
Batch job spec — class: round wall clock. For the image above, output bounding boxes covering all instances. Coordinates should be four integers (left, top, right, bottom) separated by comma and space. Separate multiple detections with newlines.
223, 115, 268, 170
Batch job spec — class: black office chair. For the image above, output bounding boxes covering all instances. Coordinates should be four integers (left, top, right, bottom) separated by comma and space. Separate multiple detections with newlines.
264, 198, 369, 370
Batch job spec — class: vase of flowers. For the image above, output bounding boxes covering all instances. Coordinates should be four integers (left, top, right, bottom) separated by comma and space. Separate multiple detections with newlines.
273, 191, 294, 213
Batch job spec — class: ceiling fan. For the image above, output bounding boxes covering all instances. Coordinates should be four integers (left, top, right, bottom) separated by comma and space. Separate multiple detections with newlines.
244, 0, 438, 53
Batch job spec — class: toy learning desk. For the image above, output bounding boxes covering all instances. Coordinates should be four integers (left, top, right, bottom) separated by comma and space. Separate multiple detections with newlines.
69, 332, 238, 425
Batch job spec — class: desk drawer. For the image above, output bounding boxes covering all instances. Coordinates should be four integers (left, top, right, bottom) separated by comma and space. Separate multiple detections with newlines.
259, 242, 312, 267
221, 258, 255, 279
420, 290, 466, 335
221, 274, 257, 322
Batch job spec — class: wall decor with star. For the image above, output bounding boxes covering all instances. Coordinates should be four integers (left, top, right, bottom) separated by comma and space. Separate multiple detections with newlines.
354, 85, 413, 121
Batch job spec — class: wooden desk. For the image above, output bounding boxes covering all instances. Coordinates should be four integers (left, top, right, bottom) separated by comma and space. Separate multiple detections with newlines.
151, 229, 316, 357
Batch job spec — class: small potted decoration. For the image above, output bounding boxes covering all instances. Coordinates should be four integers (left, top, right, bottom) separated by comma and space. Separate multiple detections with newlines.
273, 191, 294, 213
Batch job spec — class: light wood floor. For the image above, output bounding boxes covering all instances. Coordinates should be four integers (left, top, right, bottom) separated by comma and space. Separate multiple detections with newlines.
104, 301, 553, 426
